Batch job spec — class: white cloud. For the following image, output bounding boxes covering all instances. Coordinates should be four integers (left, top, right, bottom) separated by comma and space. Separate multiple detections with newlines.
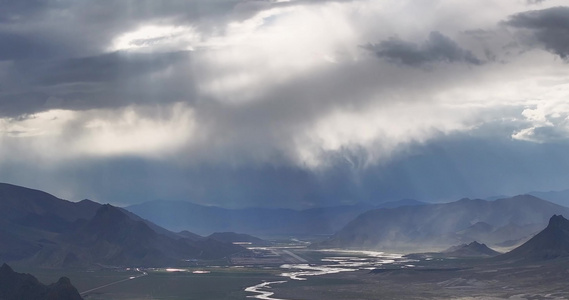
513, 99, 569, 143
3, 0, 569, 170
74, 103, 195, 157
0, 103, 196, 163
0, 109, 77, 137
109, 25, 201, 52
195, 3, 359, 104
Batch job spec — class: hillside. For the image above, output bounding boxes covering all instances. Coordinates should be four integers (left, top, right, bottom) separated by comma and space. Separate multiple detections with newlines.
499, 215, 569, 261
316, 195, 569, 252
529, 189, 569, 208
28, 204, 246, 268
0, 183, 244, 268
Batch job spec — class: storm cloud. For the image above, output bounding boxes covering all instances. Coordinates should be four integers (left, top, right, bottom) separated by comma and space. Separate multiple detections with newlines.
505, 6, 569, 59
1, 0, 569, 208
364, 31, 483, 66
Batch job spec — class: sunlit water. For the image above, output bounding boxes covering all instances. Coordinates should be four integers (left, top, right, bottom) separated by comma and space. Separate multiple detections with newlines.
245, 281, 288, 300
245, 249, 417, 299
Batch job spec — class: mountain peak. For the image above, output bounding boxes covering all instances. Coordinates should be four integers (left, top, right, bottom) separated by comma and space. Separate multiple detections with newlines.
548, 214, 567, 227
56, 277, 72, 285
0, 263, 14, 274
500, 214, 569, 261
0, 263, 84, 300
468, 241, 483, 247
443, 241, 500, 257
92, 204, 129, 223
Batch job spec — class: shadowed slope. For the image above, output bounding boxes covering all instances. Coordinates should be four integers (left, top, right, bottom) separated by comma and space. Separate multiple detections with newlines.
31, 204, 246, 268
0, 263, 82, 300
500, 215, 569, 261
0, 182, 243, 268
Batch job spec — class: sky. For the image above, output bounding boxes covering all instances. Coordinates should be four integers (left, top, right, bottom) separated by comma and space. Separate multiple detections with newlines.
1, 0, 569, 208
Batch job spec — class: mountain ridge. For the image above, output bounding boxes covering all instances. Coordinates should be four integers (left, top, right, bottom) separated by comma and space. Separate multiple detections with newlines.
125, 199, 425, 236
0, 183, 244, 268
316, 195, 569, 252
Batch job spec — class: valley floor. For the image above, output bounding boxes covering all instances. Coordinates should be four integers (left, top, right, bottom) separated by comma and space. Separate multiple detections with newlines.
15, 249, 569, 300
270, 258, 569, 300
16, 266, 283, 300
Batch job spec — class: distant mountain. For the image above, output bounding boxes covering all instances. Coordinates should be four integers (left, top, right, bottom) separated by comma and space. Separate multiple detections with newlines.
207, 232, 272, 246
177, 230, 203, 241
125, 199, 425, 236
443, 241, 500, 257
529, 189, 569, 208
316, 195, 569, 252
499, 215, 569, 261
0, 183, 244, 268
0, 263, 82, 300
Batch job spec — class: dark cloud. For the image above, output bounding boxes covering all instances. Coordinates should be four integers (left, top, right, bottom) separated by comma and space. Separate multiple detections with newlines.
504, 6, 569, 59
363, 31, 483, 66
25, 51, 190, 85
0, 0, 59, 23
0, 51, 195, 117
0, 92, 49, 118
0, 32, 61, 61
0, 0, 351, 61
0, 1, 267, 61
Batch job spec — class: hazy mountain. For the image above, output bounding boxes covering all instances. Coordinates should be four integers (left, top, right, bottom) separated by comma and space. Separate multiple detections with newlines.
316, 195, 569, 252
529, 189, 569, 208
207, 232, 272, 246
499, 215, 569, 261
443, 241, 500, 257
0, 263, 82, 300
0, 183, 244, 268
177, 230, 204, 241
125, 199, 425, 236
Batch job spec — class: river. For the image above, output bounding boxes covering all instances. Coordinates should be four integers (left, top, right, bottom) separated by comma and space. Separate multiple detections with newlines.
245, 249, 416, 300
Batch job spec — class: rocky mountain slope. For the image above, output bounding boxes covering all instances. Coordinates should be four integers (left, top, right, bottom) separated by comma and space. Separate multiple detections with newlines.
499, 214, 569, 261
126, 199, 425, 236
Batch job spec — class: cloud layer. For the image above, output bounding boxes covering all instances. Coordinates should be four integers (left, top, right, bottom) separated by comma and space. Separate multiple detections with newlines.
1, 0, 569, 207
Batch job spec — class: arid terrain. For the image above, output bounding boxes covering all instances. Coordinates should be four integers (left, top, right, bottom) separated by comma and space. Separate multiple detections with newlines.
270, 258, 569, 300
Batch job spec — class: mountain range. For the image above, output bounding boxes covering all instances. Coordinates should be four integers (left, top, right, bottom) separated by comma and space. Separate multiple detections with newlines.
0, 183, 245, 268
4, 181, 569, 268
316, 195, 569, 252
125, 199, 425, 236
